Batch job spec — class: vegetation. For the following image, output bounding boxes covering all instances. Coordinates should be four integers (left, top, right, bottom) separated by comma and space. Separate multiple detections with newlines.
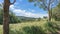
29, 0, 59, 21
0, 21, 60, 34
0, 6, 21, 24
0, 0, 60, 34
52, 6, 60, 21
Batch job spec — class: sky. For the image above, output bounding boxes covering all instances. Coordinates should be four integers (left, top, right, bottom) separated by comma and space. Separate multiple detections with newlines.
0, 0, 48, 18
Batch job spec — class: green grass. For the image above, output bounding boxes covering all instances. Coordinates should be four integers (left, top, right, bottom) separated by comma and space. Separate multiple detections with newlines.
0, 25, 3, 34
0, 20, 60, 34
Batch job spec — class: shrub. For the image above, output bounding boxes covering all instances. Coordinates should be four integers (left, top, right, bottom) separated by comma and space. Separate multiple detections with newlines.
22, 26, 46, 34
44, 21, 60, 34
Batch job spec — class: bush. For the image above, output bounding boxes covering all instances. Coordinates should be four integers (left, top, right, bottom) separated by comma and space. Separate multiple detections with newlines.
22, 26, 46, 34
44, 21, 60, 34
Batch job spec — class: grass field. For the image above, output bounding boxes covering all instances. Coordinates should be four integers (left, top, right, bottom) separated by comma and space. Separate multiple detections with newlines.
0, 20, 60, 34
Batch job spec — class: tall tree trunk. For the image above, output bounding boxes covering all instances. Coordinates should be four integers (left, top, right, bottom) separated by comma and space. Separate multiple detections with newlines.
48, 7, 52, 21
50, 8, 52, 21
3, 0, 16, 34
48, 10, 51, 21
3, 6, 9, 34
48, 0, 51, 21
3, 0, 10, 34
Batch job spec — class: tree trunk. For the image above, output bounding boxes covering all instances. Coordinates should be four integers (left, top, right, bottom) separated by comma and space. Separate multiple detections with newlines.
3, 0, 16, 34
3, 0, 10, 34
3, 7, 9, 34
48, 8, 52, 21
48, 10, 51, 21
48, 0, 51, 21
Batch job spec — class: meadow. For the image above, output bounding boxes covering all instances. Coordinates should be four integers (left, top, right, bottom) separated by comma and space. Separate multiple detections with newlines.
0, 20, 60, 34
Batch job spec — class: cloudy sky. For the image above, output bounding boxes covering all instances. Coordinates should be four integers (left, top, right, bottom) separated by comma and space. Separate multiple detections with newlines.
0, 0, 48, 18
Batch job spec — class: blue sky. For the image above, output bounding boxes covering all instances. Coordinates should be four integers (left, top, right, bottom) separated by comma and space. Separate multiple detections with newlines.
0, 0, 48, 18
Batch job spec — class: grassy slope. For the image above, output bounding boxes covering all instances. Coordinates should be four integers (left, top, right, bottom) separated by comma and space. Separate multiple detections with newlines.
0, 20, 46, 34
0, 25, 3, 34
0, 21, 59, 34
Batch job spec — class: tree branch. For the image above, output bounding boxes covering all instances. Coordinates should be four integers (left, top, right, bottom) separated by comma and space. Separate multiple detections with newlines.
10, 0, 16, 5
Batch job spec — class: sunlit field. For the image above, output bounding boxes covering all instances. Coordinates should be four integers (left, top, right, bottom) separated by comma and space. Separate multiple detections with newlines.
0, 20, 46, 34
0, 20, 60, 34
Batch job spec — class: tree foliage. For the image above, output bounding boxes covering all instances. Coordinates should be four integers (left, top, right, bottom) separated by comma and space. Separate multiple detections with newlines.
52, 6, 60, 21
29, 0, 59, 21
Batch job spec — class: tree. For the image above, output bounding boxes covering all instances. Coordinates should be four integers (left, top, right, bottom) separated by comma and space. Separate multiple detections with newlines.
0, 3, 21, 24
29, 0, 59, 21
3, 0, 16, 34
0, 10, 21, 24
43, 16, 48, 19
52, 6, 60, 21
37, 18, 41, 21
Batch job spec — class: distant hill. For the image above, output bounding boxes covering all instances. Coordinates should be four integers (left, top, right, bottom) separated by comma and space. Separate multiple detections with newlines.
16, 16, 38, 22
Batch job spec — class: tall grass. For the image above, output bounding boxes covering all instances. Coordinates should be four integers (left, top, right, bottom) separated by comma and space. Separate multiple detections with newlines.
0, 21, 60, 34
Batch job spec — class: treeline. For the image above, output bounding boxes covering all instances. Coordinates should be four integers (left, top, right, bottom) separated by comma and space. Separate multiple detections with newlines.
0, 8, 41, 24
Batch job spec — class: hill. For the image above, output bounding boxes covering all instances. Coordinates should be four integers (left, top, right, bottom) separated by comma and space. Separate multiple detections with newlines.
17, 16, 39, 22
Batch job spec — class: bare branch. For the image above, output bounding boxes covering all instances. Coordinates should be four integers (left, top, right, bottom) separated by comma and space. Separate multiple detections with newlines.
10, 0, 16, 5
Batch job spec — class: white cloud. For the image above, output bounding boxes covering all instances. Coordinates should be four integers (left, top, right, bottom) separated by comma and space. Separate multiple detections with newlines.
10, 5, 15, 10
13, 9, 48, 18
28, 9, 35, 12
10, 5, 48, 18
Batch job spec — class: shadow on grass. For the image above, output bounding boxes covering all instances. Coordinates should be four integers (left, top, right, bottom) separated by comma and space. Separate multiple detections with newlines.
8, 21, 60, 34
22, 26, 46, 34
9, 29, 24, 34
9, 26, 46, 34
44, 21, 60, 34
